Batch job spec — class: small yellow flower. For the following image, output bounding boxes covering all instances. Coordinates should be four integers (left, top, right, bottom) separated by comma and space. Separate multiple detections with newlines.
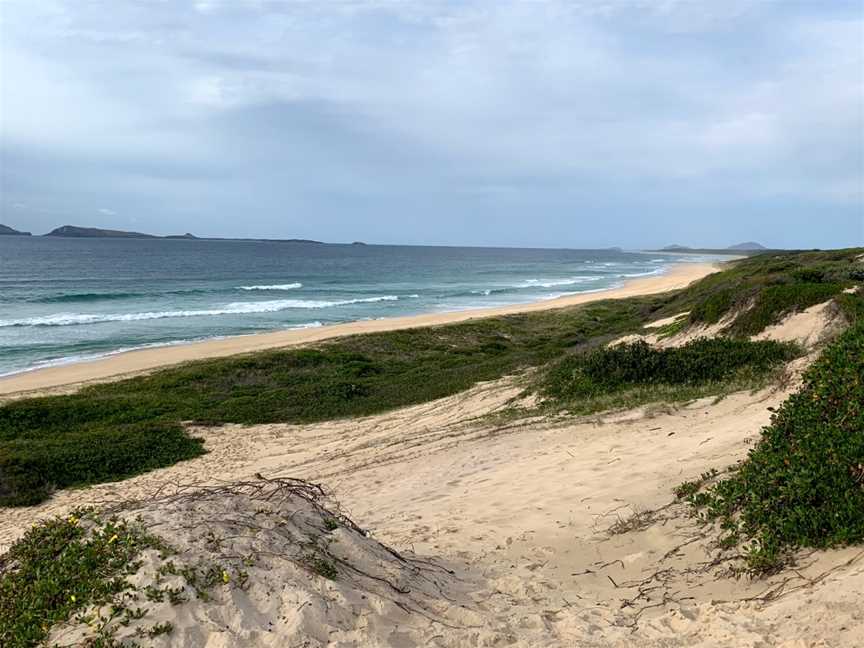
68, 515, 79, 525
107, 534, 119, 544
222, 570, 230, 584
70, 595, 76, 603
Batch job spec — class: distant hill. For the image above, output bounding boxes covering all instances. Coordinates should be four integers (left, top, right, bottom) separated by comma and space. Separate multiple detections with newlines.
653, 242, 773, 256
727, 241, 767, 251
42, 225, 324, 244
0, 224, 31, 236
46, 225, 157, 239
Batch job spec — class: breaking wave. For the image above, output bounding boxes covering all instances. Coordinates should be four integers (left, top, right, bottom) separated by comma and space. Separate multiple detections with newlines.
0, 296, 407, 328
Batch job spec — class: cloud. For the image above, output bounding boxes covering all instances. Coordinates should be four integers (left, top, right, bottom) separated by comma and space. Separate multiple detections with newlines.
0, 0, 861, 247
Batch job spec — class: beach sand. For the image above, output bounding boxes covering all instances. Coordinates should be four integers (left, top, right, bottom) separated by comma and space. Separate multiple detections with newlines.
0, 261, 719, 397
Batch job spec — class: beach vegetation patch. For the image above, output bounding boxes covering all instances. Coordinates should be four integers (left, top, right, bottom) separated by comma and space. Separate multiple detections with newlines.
668, 248, 860, 335
537, 337, 799, 413
0, 508, 171, 648
0, 422, 204, 507
680, 314, 864, 574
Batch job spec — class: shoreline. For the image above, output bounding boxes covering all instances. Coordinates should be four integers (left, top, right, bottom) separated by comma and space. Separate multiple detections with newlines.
0, 262, 720, 397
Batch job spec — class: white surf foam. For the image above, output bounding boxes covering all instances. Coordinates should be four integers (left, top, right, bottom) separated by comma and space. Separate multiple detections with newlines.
0, 322, 325, 378
0, 296, 404, 327
238, 283, 303, 291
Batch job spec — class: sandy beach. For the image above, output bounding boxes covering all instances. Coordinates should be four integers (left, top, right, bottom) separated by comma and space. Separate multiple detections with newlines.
0, 261, 719, 397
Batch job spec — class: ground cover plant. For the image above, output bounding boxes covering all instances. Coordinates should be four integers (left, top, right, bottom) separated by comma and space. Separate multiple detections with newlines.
536, 337, 800, 414
679, 303, 864, 574
0, 248, 859, 507
0, 508, 170, 648
661, 248, 862, 336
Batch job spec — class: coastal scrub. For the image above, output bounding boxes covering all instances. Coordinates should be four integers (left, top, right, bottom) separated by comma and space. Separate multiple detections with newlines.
680, 309, 864, 574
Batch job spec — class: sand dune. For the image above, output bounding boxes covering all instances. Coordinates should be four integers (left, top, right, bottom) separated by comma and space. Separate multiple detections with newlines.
4, 364, 861, 646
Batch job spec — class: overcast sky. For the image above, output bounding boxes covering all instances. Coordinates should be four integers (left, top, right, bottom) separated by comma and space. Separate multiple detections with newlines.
1, 0, 862, 248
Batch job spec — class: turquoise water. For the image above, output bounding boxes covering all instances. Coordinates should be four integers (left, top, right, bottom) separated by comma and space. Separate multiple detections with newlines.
0, 237, 716, 376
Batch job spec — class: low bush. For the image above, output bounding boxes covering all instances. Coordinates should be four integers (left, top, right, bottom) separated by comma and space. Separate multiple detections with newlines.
0, 423, 204, 507
540, 338, 799, 403
670, 248, 861, 335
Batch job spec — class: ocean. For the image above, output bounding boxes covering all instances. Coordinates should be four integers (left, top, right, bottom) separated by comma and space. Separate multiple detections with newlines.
0, 237, 717, 377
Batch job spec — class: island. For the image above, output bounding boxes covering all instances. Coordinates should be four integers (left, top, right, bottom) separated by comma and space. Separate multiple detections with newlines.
727, 241, 768, 251
42, 225, 324, 244
45, 225, 158, 239
0, 224, 32, 236
654, 242, 772, 255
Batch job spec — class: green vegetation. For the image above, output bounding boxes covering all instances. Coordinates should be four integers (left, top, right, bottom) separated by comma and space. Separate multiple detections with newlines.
536, 338, 799, 414
0, 423, 205, 507
0, 509, 169, 648
680, 310, 864, 574
662, 248, 862, 335
653, 314, 689, 340
729, 283, 843, 336
0, 248, 859, 507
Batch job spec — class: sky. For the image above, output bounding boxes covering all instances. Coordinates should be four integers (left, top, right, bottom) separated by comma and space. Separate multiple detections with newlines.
1, 0, 862, 249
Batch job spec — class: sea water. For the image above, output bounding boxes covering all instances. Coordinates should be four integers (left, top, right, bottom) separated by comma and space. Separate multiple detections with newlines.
0, 237, 720, 377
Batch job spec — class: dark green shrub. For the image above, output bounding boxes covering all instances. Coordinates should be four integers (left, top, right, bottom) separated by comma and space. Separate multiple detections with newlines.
0, 423, 204, 506
541, 338, 798, 401
689, 289, 736, 324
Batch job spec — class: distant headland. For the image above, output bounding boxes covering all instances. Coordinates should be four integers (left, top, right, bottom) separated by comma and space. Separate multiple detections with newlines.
0, 224, 32, 236
32, 225, 324, 244
654, 242, 770, 255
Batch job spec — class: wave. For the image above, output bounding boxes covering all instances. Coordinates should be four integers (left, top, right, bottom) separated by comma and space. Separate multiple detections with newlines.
238, 283, 302, 291
30, 287, 218, 304
34, 284, 305, 303
32, 291, 152, 304
518, 276, 602, 289
621, 268, 665, 278
0, 322, 325, 378
0, 296, 406, 328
